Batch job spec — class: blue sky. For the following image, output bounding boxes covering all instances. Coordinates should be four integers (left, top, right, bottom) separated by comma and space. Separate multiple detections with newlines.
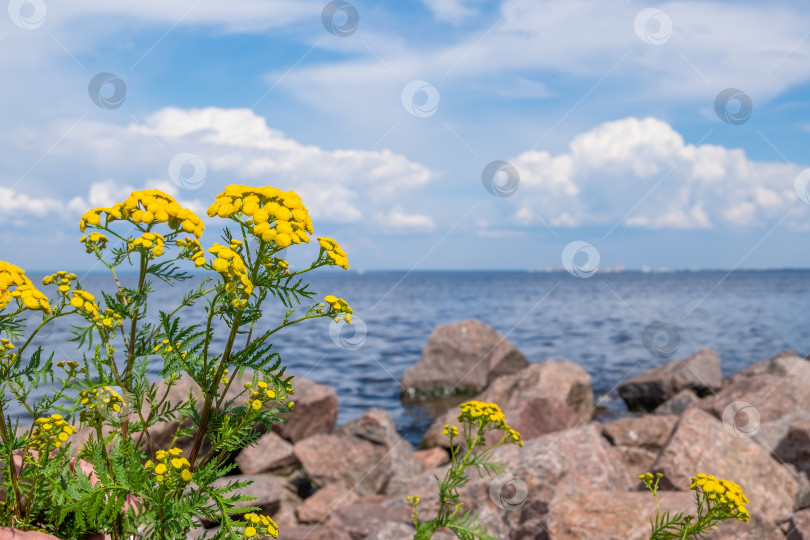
2, 0, 810, 272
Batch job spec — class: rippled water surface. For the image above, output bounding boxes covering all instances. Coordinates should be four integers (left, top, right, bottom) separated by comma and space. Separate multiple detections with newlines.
11, 270, 810, 446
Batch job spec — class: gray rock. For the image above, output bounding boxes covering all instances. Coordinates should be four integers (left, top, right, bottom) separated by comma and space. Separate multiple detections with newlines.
654, 388, 699, 415
786, 508, 810, 539
294, 434, 390, 496
401, 320, 529, 396
544, 490, 696, 540
618, 347, 722, 411
755, 411, 810, 476
235, 431, 297, 474
652, 407, 798, 523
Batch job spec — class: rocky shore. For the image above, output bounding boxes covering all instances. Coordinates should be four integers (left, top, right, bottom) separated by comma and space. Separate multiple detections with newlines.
10, 319, 810, 539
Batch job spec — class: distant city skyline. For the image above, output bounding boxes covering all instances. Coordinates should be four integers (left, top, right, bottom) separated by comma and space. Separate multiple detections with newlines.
2, 1, 810, 272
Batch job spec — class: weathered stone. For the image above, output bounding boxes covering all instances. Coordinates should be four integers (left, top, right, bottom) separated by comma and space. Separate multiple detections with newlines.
277, 524, 324, 540
401, 320, 529, 395
786, 508, 810, 539
205, 473, 286, 522
361, 521, 455, 540
316, 499, 412, 540
480, 360, 594, 420
611, 446, 660, 480
618, 348, 722, 410
652, 407, 798, 523
602, 414, 678, 448
296, 483, 359, 524
333, 408, 422, 496
0, 529, 61, 540
654, 388, 699, 415
414, 447, 449, 471
699, 351, 810, 427
422, 390, 578, 450
544, 490, 696, 540
421, 360, 594, 450
707, 512, 784, 539
235, 431, 298, 474
293, 434, 390, 496
755, 411, 810, 477
274, 377, 338, 443
602, 414, 678, 477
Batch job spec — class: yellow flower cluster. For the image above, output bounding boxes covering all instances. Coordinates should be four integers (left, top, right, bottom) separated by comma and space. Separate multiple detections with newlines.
80, 189, 204, 238
208, 243, 253, 303
323, 295, 352, 323
145, 447, 192, 484
79, 232, 108, 253
68, 290, 122, 330
240, 513, 278, 539
690, 473, 749, 522
78, 386, 124, 423
0, 261, 51, 314
458, 400, 522, 446
128, 231, 166, 258
70, 290, 99, 317
154, 339, 188, 359
29, 414, 77, 452
206, 185, 313, 250
43, 271, 78, 294
442, 424, 459, 438
243, 379, 277, 411
317, 237, 349, 270
176, 237, 206, 267
56, 360, 86, 378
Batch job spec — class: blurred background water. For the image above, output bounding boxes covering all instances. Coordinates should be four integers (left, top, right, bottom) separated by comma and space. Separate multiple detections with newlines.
8, 270, 810, 447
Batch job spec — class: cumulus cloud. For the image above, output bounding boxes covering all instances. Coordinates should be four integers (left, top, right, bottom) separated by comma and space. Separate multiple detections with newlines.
378, 209, 435, 232
420, 0, 479, 23
511, 117, 804, 230
5, 107, 435, 229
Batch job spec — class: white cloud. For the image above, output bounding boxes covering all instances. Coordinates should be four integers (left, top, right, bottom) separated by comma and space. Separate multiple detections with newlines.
420, 0, 478, 23
378, 209, 435, 232
511, 116, 805, 230
0, 187, 63, 221
5, 107, 435, 230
